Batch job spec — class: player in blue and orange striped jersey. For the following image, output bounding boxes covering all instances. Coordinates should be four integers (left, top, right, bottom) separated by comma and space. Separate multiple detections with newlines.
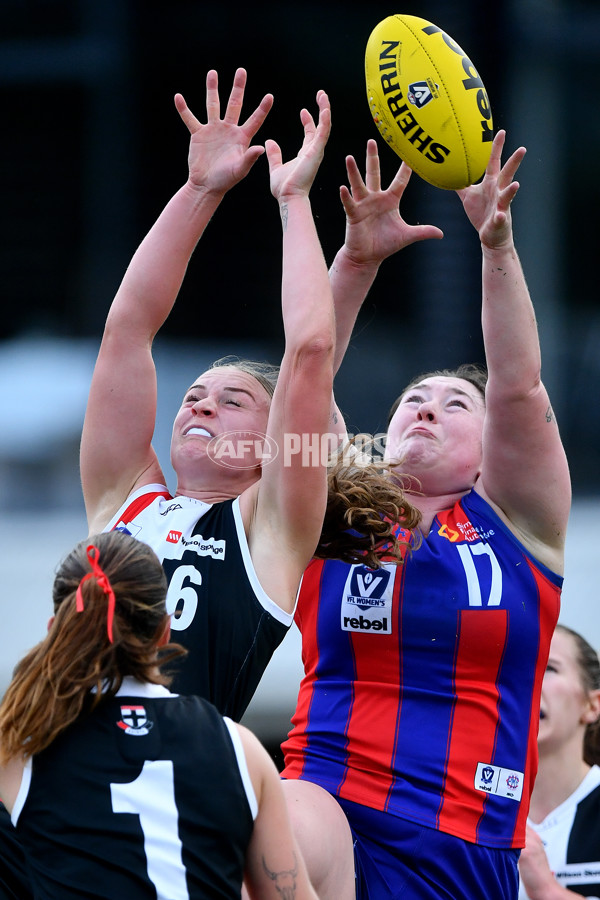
279, 131, 571, 900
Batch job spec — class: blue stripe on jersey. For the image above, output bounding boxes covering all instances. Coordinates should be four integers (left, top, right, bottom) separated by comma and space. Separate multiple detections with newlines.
282, 490, 562, 848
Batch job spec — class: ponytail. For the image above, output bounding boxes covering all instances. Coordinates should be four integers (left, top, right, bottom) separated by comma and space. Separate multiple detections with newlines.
0, 532, 185, 764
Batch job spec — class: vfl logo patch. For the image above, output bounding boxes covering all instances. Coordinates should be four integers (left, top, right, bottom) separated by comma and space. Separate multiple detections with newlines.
117, 705, 153, 736
341, 565, 394, 634
475, 762, 523, 801
407, 79, 438, 108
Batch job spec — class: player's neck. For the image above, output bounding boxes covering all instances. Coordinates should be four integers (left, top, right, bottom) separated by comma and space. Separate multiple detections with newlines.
410, 491, 471, 536
528, 751, 590, 823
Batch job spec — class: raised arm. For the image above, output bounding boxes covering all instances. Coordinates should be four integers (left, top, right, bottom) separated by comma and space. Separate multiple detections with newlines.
80, 69, 273, 534
458, 130, 571, 570
330, 139, 443, 374
240, 91, 335, 610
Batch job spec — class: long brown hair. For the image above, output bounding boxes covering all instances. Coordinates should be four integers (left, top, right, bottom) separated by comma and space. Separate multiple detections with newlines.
0, 532, 185, 765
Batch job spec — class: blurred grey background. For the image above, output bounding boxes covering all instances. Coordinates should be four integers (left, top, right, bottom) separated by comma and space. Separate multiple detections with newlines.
1, 0, 599, 754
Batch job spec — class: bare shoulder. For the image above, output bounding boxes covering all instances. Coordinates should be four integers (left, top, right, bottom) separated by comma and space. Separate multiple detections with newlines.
475, 483, 567, 576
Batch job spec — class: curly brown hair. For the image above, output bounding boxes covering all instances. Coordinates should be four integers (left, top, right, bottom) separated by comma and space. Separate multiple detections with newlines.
317, 449, 421, 568
206, 362, 422, 567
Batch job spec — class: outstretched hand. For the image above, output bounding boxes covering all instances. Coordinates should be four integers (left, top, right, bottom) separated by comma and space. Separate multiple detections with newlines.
456, 130, 526, 250
340, 139, 443, 268
174, 68, 273, 196
266, 90, 331, 203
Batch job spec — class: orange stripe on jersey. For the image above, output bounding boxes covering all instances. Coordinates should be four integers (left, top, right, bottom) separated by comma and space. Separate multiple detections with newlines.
437, 608, 508, 842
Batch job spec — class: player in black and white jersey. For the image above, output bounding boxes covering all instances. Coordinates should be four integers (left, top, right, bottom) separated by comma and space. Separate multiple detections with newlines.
0, 530, 317, 900
79, 67, 414, 720
519, 624, 600, 899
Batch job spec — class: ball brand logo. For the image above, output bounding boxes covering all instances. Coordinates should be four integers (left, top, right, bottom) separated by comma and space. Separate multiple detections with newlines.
376, 40, 451, 165
421, 23, 493, 145
208, 430, 279, 469
366, 13, 494, 189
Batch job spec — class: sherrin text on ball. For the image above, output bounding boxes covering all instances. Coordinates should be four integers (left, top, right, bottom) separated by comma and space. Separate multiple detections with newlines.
365, 14, 493, 189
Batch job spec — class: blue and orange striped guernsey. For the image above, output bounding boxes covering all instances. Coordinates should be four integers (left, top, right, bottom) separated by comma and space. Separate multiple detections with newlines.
281, 490, 562, 849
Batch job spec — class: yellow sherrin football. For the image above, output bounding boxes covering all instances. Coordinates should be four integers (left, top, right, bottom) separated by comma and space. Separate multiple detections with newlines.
365, 14, 493, 189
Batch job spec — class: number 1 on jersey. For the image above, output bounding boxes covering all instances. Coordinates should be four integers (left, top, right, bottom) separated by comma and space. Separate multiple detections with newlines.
111, 759, 190, 899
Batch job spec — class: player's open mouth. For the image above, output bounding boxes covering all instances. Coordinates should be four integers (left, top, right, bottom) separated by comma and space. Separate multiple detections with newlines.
186, 427, 212, 437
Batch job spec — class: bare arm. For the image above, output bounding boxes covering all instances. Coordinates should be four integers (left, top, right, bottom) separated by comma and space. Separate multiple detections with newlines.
80, 69, 273, 534
239, 726, 318, 900
330, 139, 443, 374
458, 131, 571, 570
240, 92, 336, 611
0, 755, 25, 813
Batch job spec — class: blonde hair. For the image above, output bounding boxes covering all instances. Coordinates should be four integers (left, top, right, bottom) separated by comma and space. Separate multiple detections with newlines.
209, 356, 279, 399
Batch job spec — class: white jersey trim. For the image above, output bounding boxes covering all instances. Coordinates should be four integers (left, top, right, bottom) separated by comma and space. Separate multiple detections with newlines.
11, 757, 32, 827
105, 484, 294, 627
520, 766, 600, 900
115, 677, 176, 699
231, 496, 295, 627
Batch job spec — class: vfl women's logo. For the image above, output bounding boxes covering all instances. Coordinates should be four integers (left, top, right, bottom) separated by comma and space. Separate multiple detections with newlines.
407, 80, 438, 108
341, 564, 395, 634
117, 705, 154, 736
347, 566, 391, 611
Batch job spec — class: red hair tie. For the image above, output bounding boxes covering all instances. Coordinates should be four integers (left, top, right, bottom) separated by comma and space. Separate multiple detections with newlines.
75, 545, 116, 643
